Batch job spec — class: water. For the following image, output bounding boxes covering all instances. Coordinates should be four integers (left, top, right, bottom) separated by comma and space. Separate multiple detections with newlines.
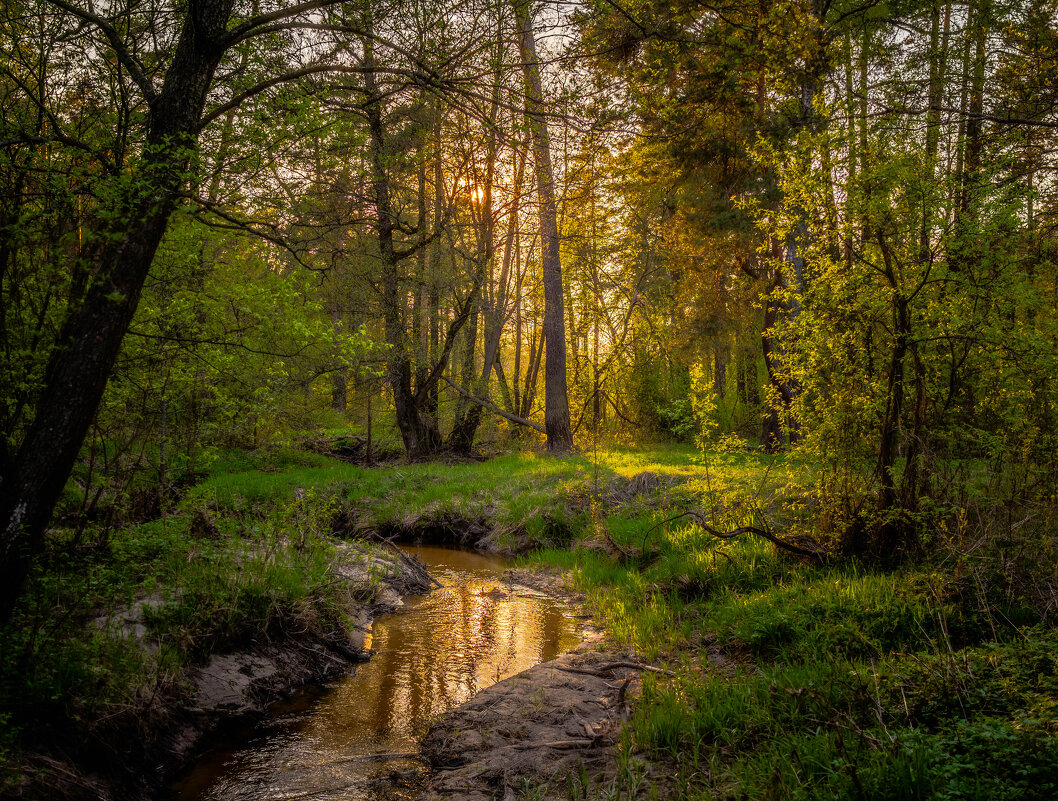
171, 545, 583, 801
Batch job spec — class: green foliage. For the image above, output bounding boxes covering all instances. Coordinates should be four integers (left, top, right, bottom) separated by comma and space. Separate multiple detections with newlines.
0, 480, 363, 770
522, 446, 1058, 801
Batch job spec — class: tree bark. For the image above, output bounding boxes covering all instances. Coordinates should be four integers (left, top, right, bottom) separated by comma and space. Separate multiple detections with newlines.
362, 25, 442, 460
0, 0, 238, 621
449, 67, 502, 454
514, 0, 573, 452
713, 349, 727, 400
451, 130, 525, 452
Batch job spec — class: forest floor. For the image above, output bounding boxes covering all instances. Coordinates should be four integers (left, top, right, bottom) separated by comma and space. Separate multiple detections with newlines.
2, 444, 1057, 800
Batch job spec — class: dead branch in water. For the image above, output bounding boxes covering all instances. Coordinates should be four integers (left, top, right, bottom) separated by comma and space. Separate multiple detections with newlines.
370, 532, 442, 588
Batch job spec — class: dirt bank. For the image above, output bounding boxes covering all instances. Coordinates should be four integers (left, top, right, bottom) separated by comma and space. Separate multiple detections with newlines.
419, 648, 646, 800
413, 563, 638, 800
8, 543, 432, 801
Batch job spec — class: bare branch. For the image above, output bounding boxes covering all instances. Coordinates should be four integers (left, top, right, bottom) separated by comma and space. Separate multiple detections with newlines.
222, 0, 342, 48
44, 0, 157, 103
441, 375, 545, 433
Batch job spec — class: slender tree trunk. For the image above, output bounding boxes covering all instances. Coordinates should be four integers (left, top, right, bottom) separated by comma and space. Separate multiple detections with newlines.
514, 0, 573, 452
449, 65, 503, 453
424, 113, 444, 430
761, 244, 801, 451
366, 389, 373, 464
512, 233, 524, 420
330, 309, 347, 413
872, 235, 920, 558
713, 349, 727, 400
415, 151, 428, 366
522, 326, 545, 419
957, 0, 989, 235
921, 0, 951, 260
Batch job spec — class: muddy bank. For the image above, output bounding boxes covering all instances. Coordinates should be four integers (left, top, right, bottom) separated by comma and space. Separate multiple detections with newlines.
411, 565, 636, 801
8, 543, 431, 801
419, 649, 646, 800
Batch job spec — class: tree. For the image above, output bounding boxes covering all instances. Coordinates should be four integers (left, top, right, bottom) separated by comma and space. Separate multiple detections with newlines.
0, 0, 365, 620
514, 0, 573, 451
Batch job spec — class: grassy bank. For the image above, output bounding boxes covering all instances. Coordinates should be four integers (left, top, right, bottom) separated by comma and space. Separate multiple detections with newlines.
2, 443, 1055, 800
0, 448, 401, 797
523, 449, 1058, 801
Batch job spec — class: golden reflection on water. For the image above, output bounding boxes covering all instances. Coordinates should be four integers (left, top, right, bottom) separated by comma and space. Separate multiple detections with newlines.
173, 546, 582, 801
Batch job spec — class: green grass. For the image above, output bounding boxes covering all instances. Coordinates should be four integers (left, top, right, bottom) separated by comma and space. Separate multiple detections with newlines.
0, 481, 384, 789
509, 446, 1058, 800
4, 441, 1056, 800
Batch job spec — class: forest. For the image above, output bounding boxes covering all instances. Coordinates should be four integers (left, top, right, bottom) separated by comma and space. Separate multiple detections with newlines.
1, 0, 1057, 799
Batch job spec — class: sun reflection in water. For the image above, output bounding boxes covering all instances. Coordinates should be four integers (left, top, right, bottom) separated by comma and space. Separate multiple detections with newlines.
173, 545, 582, 801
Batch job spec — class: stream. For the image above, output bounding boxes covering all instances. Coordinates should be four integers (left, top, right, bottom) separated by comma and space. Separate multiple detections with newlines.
170, 545, 584, 801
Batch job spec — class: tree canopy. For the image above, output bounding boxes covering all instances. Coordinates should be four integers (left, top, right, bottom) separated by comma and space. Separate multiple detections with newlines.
0, 0, 1056, 614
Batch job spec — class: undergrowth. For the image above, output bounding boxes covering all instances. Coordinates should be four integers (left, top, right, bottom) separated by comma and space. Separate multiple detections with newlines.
3, 441, 1055, 801
526, 448, 1058, 800
0, 479, 378, 792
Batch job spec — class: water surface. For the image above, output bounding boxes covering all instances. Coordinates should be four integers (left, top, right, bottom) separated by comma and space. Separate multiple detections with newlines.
172, 545, 582, 801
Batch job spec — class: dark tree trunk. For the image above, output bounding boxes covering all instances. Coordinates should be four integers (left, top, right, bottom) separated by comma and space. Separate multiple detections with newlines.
0, 0, 237, 621
514, 0, 572, 452
761, 265, 800, 452
331, 371, 347, 413
450, 118, 522, 454
362, 29, 441, 460
331, 310, 347, 413
450, 111, 499, 453
872, 236, 920, 559
713, 349, 727, 400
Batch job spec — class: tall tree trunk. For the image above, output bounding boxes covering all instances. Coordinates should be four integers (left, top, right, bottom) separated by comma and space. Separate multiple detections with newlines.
921, 0, 951, 260
514, 0, 572, 452
415, 151, 428, 367
0, 0, 238, 621
450, 139, 524, 452
363, 26, 440, 459
423, 113, 445, 431
761, 246, 801, 451
449, 63, 503, 453
873, 235, 919, 558
713, 349, 727, 400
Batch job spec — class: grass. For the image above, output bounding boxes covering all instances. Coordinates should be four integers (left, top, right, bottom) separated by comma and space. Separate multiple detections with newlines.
0, 472, 389, 791
517, 447, 1057, 800
3, 441, 1056, 800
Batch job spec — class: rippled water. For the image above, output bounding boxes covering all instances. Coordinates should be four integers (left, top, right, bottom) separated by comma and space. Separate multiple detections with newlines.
171, 545, 583, 801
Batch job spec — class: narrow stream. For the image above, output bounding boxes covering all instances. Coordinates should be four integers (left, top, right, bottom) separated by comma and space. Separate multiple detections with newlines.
171, 545, 584, 801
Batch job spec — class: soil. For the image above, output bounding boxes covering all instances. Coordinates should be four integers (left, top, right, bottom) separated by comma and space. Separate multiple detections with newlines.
418, 648, 645, 801
14, 537, 655, 801
411, 563, 649, 801
7, 544, 432, 801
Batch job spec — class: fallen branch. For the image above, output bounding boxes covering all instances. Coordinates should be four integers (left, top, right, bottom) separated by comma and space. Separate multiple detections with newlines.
440, 375, 545, 433
332, 751, 424, 765
595, 660, 676, 676
370, 532, 442, 589
643, 511, 827, 561
600, 526, 632, 560
555, 661, 676, 678
507, 738, 595, 750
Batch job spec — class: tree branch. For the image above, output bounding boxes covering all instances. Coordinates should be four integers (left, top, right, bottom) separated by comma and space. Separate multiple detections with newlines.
44, 0, 157, 103
643, 511, 828, 561
199, 63, 441, 130
440, 375, 545, 433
